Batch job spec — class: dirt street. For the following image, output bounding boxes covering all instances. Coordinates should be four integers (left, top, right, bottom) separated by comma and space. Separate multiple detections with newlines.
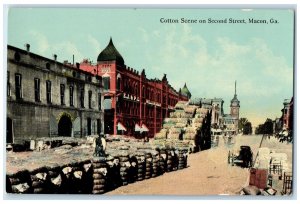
106, 135, 271, 195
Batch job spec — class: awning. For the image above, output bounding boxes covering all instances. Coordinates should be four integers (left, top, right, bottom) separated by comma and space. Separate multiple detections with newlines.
117, 122, 127, 131
135, 124, 141, 132
140, 124, 149, 132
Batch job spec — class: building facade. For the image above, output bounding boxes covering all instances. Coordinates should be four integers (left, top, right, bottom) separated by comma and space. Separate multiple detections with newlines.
229, 81, 240, 134
282, 97, 293, 130
80, 38, 189, 137
7, 44, 104, 145
190, 97, 224, 128
190, 81, 240, 135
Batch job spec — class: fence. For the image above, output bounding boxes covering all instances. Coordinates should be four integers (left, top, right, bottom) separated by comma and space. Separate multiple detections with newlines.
282, 172, 292, 195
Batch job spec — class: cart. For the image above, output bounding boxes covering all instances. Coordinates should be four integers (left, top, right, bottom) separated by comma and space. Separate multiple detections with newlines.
228, 145, 253, 168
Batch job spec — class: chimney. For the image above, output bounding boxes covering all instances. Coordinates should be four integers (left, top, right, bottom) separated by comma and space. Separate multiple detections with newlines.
25, 44, 30, 52
53, 54, 57, 61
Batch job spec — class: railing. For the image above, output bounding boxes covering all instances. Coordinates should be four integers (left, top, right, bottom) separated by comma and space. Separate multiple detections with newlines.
282, 172, 292, 195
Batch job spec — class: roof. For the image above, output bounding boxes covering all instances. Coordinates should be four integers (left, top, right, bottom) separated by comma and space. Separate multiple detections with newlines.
181, 83, 192, 99
97, 38, 124, 65
230, 81, 240, 106
231, 94, 240, 106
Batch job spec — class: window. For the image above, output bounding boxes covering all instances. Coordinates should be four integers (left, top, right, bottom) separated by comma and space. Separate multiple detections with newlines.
80, 87, 85, 108
14, 52, 20, 62
34, 78, 40, 102
135, 84, 138, 96
87, 118, 92, 135
98, 93, 101, 110
117, 77, 121, 90
46, 80, 51, 103
97, 119, 101, 134
103, 77, 110, 90
69, 85, 74, 106
15, 74, 22, 99
46, 63, 50, 70
117, 73, 121, 91
60, 84, 65, 105
7, 72, 10, 97
88, 90, 92, 109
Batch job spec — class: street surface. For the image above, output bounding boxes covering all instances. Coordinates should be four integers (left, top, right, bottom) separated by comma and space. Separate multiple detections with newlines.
106, 135, 292, 195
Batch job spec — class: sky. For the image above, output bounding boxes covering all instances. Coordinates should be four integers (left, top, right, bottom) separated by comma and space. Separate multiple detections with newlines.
6, 7, 294, 127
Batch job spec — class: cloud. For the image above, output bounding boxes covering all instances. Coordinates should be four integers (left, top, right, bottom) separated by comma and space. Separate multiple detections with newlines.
29, 30, 50, 54
52, 41, 84, 63
87, 34, 101, 57
152, 30, 160, 37
28, 30, 85, 63
138, 27, 149, 43
253, 38, 293, 85
142, 24, 293, 124
153, 25, 292, 98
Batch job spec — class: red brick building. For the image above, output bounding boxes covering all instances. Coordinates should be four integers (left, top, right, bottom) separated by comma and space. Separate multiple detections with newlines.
282, 97, 293, 131
80, 38, 190, 137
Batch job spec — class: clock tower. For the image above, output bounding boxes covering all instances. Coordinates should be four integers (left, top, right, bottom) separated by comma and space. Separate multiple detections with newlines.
230, 81, 240, 133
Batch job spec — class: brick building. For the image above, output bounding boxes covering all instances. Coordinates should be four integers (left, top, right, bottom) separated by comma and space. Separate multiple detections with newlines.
190, 97, 224, 128
80, 38, 189, 137
6, 44, 104, 145
189, 81, 240, 135
282, 97, 293, 130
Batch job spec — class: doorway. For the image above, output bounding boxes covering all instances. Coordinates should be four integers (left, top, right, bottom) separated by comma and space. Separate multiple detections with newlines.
58, 115, 72, 136
6, 117, 13, 143
87, 117, 92, 135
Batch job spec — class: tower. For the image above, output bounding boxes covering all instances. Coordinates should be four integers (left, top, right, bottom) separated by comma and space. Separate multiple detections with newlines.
230, 81, 240, 133
181, 83, 192, 99
97, 37, 125, 135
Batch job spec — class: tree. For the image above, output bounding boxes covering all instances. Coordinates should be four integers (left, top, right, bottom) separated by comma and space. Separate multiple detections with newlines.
264, 118, 273, 135
255, 124, 264, 134
243, 122, 252, 135
238, 118, 249, 132
255, 118, 274, 135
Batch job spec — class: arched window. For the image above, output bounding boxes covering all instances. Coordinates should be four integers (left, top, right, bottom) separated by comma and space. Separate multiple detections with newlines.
117, 73, 121, 90
88, 90, 92, 109
142, 86, 145, 98
103, 74, 110, 91
46, 62, 50, 70
135, 84, 138, 96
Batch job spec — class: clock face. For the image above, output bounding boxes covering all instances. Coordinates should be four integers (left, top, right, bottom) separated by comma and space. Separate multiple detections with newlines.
233, 108, 237, 114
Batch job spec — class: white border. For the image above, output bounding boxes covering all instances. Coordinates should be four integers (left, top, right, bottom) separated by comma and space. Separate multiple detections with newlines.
1, 1, 299, 203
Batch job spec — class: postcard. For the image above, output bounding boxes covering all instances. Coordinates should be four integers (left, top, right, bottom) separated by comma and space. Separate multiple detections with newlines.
5, 6, 294, 197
